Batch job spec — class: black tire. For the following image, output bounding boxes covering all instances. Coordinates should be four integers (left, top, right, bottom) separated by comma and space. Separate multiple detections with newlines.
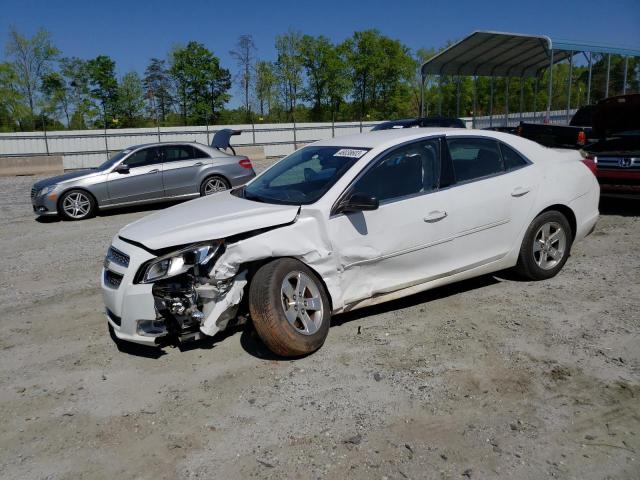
58, 189, 97, 221
515, 210, 573, 280
200, 175, 230, 196
249, 258, 331, 357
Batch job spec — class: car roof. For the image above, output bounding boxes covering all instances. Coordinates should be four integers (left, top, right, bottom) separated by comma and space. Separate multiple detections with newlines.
125, 141, 210, 151
313, 127, 550, 162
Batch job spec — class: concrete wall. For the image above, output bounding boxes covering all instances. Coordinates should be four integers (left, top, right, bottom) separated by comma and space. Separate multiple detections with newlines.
0, 155, 64, 177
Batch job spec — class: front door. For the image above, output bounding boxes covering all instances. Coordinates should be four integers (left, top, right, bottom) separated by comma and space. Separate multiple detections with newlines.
328, 137, 461, 305
106, 147, 164, 204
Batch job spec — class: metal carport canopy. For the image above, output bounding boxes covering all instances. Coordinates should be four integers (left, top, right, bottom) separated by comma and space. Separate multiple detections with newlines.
421, 31, 573, 78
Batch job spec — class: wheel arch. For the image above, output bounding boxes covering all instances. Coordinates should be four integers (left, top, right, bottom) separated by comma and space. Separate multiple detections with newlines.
200, 172, 231, 190
239, 256, 335, 312
57, 187, 99, 213
536, 204, 577, 240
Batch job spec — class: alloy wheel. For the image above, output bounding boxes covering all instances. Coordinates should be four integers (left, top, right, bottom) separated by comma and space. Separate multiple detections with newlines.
280, 271, 324, 335
532, 221, 567, 270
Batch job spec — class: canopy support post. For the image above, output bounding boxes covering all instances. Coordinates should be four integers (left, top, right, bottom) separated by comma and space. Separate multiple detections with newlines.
420, 73, 425, 117
505, 78, 509, 127
605, 53, 611, 98
546, 49, 554, 123
472, 75, 477, 129
519, 77, 524, 124
566, 51, 573, 124
533, 76, 538, 122
489, 76, 494, 128
586, 52, 593, 105
623, 56, 629, 94
456, 76, 461, 117
438, 76, 443, 115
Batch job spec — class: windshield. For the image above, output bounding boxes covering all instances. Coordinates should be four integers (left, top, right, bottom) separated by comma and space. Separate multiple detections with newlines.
96, 149, 131, 170
243, 146, 370, 205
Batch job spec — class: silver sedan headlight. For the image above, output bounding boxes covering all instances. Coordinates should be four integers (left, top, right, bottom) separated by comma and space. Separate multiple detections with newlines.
38, 185, 56, 197
139, 241, 220, 284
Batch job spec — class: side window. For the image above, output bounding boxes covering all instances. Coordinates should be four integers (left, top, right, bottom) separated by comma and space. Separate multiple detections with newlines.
162, 145, 193, 162
500, 143, 529, 170
191, 146, 209, 159
352, 139, 440, 203
446, 138, 503, 183
123, 148, 160, 168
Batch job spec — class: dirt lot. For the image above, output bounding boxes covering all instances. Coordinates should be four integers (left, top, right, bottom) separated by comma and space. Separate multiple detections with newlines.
0, 173, 639, 480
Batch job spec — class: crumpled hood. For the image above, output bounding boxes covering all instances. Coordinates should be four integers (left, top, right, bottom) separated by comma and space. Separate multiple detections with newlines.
119, 191, 300, 251
33, 169, 99, 189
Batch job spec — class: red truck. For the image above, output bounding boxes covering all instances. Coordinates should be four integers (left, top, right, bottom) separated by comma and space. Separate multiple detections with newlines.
580, 94, 640, 199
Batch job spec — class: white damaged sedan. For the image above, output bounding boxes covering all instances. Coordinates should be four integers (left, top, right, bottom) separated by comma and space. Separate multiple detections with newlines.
102, 128, 599, 356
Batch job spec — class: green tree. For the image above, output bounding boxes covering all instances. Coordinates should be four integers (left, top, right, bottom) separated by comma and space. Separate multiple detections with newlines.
59, 57, 93, 129
275, 30, 304, 117
0, 62, 29, 131
254, 60, 277, 118
143, 58, 173, 124
118, 72, 146, 127
5, 27, 59, 129
40, 71, 71, 127
230, 34, 256, 122
170, 41, 231, 125
86, 55, 119, 127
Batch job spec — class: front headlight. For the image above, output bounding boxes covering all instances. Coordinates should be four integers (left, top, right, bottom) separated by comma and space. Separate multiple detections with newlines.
39, 185, 56, 197
139, 241, 220, 284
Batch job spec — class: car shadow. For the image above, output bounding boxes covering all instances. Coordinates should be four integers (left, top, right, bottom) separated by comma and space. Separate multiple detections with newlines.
599, 196, 640, 217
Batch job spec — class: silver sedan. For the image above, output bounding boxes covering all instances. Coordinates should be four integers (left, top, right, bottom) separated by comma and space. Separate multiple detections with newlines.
31, 140, 256, 220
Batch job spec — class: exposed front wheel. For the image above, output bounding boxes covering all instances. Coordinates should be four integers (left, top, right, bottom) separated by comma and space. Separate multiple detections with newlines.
515, 211, 573, 280
200, 175, 230, 196
249, 258, 331, 357
59, 189, 96, 221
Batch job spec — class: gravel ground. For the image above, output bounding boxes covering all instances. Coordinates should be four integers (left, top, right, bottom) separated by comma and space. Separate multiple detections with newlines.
0, 172, 639, 480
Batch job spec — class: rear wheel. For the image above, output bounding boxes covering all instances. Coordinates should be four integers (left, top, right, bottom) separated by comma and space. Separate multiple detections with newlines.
515, 210, 573, 280
249, 258, 331, 357
59, 189, 96, 221
200, 175, 230, 196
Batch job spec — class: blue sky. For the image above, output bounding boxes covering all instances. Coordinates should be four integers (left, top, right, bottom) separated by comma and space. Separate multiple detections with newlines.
1, 0, 638, 106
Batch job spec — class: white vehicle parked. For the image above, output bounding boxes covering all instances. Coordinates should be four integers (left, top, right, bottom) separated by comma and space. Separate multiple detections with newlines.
102, 128, 599, 356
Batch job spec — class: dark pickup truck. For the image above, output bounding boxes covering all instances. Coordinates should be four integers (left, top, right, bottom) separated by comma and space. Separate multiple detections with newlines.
581, 94, 640, 199
517, 105, 594, 148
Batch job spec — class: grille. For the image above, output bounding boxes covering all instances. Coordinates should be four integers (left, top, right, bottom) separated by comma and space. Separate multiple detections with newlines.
31, 186, 38, 199
597, 157, 640, 170
106, 308, 121, 326
106, 246, 130, 268
104, 270, 123, 289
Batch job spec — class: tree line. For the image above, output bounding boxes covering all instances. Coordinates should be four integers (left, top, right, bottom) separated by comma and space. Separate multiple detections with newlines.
0, 26, 637, 132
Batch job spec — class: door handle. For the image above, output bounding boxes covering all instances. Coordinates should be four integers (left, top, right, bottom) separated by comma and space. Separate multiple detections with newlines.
193, 162, 204, 166
511, 186, 530, 197
423, 210, 447, 223
147, 169, 159, 174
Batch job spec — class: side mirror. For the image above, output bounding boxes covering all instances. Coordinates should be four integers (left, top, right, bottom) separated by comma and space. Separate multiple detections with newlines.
340, 192, 379, 213
114, 164, 130, 174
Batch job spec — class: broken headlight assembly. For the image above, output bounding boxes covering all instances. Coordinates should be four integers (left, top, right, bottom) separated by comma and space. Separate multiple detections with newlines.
138, 241, 221, 284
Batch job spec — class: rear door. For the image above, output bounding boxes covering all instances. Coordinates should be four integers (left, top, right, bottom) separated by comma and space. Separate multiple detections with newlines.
161, 145, 210, 197
106, 147, 164, 204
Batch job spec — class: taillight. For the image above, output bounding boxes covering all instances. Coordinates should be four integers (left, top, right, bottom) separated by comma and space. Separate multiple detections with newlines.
581, 155, 597, 174
239, 157, 252, 169
516, 125, 523, 136
577, 131, 587, 146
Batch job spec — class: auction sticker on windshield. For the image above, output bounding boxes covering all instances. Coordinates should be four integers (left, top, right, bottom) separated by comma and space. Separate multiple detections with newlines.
333, 149, 368, 158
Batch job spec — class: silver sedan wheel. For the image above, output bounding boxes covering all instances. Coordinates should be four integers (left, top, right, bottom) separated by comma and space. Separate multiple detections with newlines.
62, 192, 91, 219
533, 221, 567, 270
203, 177, 228, 195
281, 271, 324, 335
